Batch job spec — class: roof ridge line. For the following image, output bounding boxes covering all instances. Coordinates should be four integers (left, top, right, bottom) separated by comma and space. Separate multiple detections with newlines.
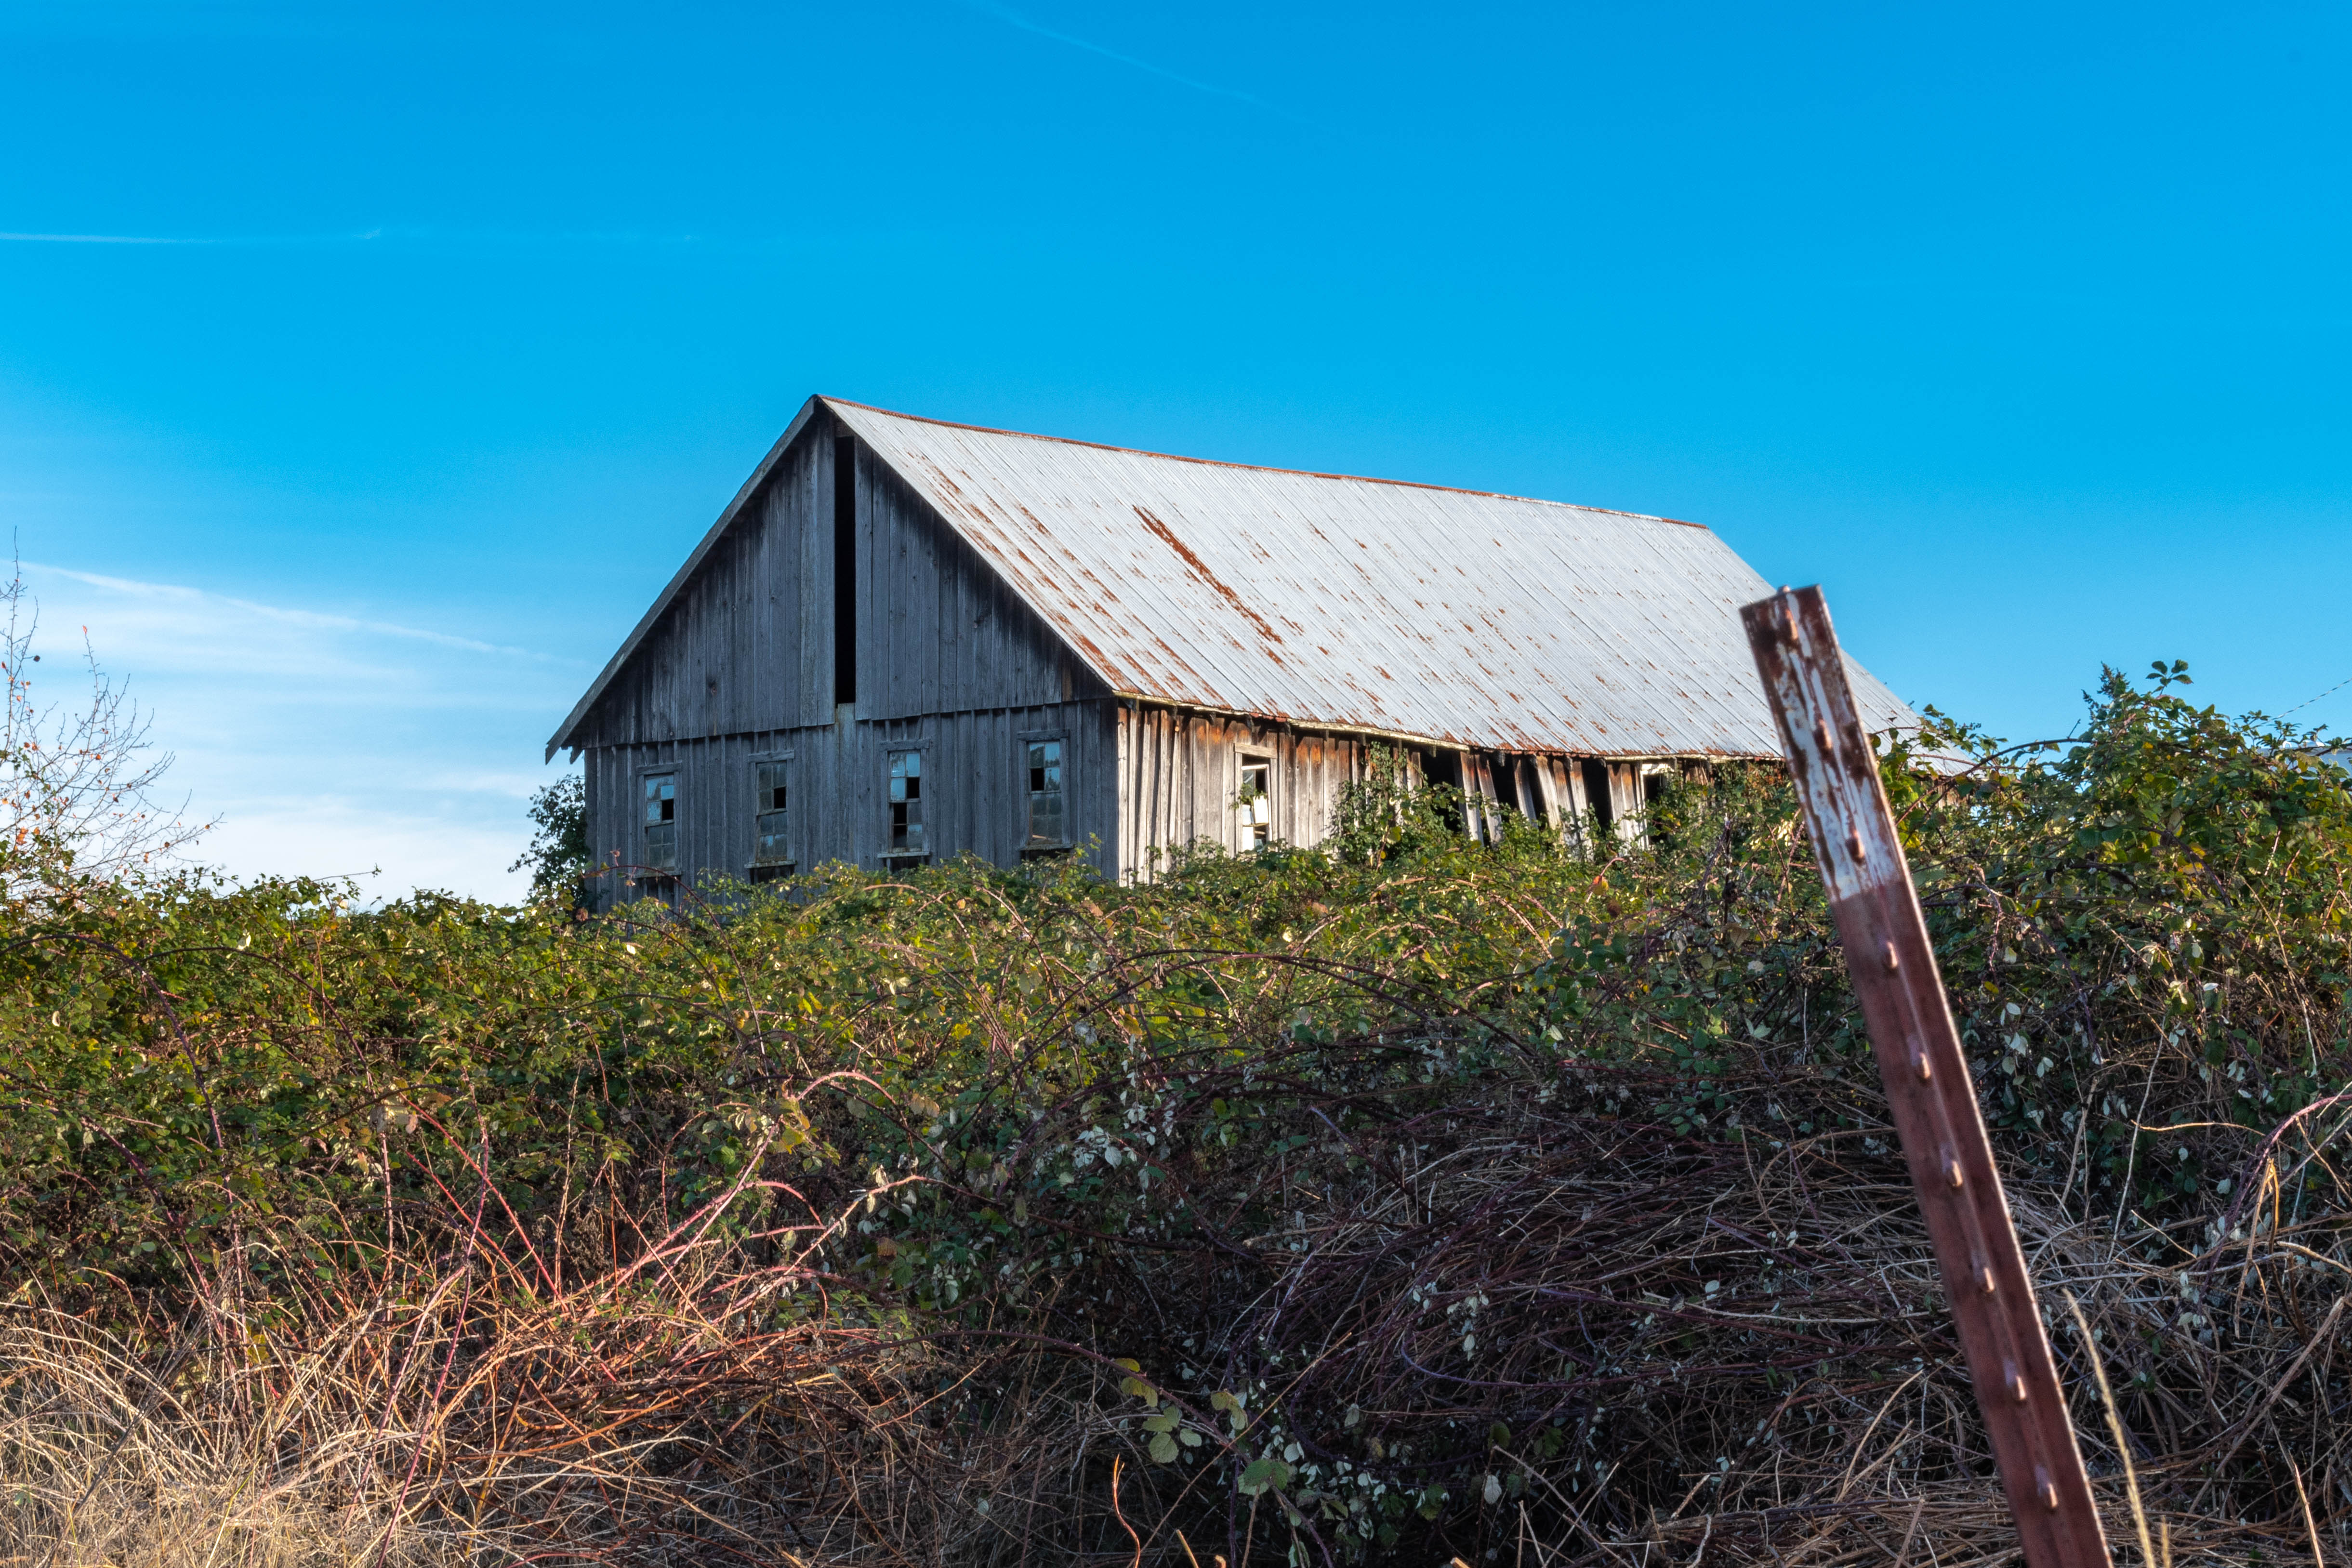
821, 395, 1711, 530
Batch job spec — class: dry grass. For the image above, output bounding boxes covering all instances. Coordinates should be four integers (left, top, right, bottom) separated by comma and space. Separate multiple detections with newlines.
0, 1307, 437, 1567
1182, 1061, 2352, 1568
0, 1239, 1084, 1565
9, 1065, 2344, 1567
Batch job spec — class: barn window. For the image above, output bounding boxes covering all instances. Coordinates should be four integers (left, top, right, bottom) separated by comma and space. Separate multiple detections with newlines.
885, 749, 926, 866
1024, 738, 1065, 850
1237, 754, 1272, 850
750, 759, 791, 881
642, 773, 677, 871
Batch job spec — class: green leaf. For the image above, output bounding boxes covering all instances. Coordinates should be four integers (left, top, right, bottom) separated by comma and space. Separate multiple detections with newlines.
1239, 1458, 1292, 1497
1148, 1431, 1179, 1464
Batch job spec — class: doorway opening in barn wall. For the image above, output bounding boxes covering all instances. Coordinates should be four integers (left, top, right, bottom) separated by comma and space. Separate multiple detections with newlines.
884, 749, 927, 870
1580, 759, 1613, 840
1023, 738, 1067, 857
1422, 749, 1484, 841
1238, 754, 1272, 851
750, 758, 792, 883
1638, 763, 1681, 850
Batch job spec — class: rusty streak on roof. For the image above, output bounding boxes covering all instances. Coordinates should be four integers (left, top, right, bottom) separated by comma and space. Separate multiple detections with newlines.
550, 395, 1919, 760
827, 398, 1916, 758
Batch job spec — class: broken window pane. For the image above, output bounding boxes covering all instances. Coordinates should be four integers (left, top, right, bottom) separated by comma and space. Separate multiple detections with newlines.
1026, 738, 1064, 847
753, 760, 790, 866
888, 750, 925, 854
643, 772, 677, 871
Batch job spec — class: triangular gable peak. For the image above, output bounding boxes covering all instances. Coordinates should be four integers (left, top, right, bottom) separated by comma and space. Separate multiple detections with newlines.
548, 396, 827, 759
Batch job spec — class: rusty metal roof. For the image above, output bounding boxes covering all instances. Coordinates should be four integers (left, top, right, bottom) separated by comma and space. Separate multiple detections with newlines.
827, 398, 1916, 757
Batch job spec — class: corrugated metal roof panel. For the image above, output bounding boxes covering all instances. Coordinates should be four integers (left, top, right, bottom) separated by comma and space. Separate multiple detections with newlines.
829, 398, 1916, 757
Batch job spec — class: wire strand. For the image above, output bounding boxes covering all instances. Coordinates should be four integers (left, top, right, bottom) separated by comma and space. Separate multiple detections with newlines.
2280, 673, 2352, 716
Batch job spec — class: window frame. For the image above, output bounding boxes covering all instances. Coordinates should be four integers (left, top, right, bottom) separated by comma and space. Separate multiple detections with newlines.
1017, 728, 1070, 858
1237, 751, 1274, 852
882, 742, 931, 870
637, 766, 680, 872
628, 762, 684, 900
749, 749, 795, 880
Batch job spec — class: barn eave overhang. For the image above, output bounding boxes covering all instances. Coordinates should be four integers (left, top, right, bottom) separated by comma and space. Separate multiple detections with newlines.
1107, 691, 1786, 762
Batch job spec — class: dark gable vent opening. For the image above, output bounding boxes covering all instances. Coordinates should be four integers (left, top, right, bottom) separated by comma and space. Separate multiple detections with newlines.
833, 435, 857, 706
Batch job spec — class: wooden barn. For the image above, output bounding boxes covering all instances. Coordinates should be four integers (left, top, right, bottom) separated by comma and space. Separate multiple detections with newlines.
546, 395, 1916, 898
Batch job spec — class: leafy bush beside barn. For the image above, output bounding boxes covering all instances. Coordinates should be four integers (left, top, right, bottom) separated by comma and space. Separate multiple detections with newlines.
2, 665, 2349, 1565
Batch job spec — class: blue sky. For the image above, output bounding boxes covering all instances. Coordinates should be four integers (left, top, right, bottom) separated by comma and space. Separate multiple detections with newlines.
4, 1, 2348, 898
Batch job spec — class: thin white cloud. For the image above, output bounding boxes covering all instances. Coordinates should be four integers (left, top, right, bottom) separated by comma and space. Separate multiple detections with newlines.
0, 225, 714, 249
953, 0, 1305, 122
421, 769, 547, 799
0, 229, 386, 246
37, 565, 570, 661
199, 796, 532, 902
25, 561, 575, 902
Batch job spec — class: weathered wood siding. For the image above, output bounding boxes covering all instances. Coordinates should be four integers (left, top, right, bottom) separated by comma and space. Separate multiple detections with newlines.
565, 436, 819, 751
575, 418, 1113, 894
568, 424, 1080, 753
1111, 706, 1382, 879
582, 700, 1116, 893
861, 453, 1075, 722
1107, 705, 1638, 878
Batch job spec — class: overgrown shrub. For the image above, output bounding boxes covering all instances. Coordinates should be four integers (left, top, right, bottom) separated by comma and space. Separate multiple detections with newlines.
2, 664, 2349, 1564
510, 773, 588, 898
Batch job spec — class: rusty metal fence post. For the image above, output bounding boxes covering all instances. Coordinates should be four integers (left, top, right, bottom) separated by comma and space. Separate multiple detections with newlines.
1742, 586, 2111, 1568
